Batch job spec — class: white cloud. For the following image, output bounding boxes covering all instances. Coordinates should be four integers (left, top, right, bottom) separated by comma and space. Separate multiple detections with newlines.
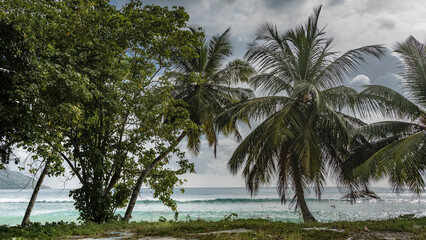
349, 74, 370, 89
352, 74, 371, 85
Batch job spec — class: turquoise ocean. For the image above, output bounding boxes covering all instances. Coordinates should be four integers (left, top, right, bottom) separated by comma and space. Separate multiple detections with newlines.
0, 187, 424, 225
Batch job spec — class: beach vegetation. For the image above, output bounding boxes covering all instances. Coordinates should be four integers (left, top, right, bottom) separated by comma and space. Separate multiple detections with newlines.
0, 216, 424, 240
216, 6, 387, 222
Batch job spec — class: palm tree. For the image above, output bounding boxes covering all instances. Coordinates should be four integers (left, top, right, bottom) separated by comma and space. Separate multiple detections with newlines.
351, 36, 425, 194
169, 27, 255, 154
123, 27, 254, 221
216, 6, 386, 222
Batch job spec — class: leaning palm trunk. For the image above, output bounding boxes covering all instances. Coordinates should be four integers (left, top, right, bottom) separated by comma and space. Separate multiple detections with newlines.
21, 161, 49, 226
123, 132, 187, 222
295, 185, 316, 222
292, 161, 316, 222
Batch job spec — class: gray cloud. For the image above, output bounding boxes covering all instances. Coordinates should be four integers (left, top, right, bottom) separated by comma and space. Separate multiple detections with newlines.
219, 0, 238, 4
263, 0, 305, 11
326, 0, 345, 7
378, 18, 396, 30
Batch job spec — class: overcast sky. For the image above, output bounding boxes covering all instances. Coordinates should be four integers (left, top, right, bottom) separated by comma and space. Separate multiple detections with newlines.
10, 0, 426, 189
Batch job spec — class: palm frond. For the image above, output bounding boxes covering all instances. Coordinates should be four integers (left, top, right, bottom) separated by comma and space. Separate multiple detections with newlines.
291, 122, 322, 179
352, 121, 423, 140
204, 28, 232, 75
209, 59, 255, 85
249, 73, 294, 96
216, 96, 293, 140
277, 144, 290, 203
321, 85, 387, 118
361, 85, 424, 120
208, 84, 254, 102
336, 112, 367, 128
316, 45, 386, 89
229, 103, 303, 196
245, 22, 299, 86
354, 132, 426, 194
228, 101, 303, 174
394, 36, 426, 107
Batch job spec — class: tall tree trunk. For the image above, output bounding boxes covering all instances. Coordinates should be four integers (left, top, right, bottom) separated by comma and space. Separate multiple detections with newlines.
21, 161, 49, 226
123, 132, 186, 222
292, 160, 316, 222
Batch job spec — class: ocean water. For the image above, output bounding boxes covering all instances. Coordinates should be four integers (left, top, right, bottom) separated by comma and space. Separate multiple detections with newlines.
0, 187, 424, 225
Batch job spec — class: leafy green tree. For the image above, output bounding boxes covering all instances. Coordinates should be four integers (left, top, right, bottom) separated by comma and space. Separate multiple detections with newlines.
0, 20, 33, 168
0, 17, 65, 225
123, 27, 254, 221
216, 7, 386, 222
351, 36, 425, 194
1, 0, 199, 223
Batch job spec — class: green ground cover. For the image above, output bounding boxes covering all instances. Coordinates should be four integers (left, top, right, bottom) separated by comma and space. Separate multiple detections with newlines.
0, 215, 424, 239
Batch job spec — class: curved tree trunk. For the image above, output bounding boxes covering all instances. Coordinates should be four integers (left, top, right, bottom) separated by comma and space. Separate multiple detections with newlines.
123, 132, 186, 222
21, 161, 49, 226
292, 160, 316, 222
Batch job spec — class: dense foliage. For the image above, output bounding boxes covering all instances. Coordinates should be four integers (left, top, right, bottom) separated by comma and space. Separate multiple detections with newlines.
0, 0, 200, 223
0, 20, 34, 167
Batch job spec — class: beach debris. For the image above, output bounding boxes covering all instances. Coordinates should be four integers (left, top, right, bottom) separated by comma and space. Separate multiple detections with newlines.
78, 231, 134, 240
196, 228, 252, 235
302, 227, 345, 233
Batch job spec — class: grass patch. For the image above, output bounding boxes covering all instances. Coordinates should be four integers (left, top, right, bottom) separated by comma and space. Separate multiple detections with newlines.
0, 216, 424, 239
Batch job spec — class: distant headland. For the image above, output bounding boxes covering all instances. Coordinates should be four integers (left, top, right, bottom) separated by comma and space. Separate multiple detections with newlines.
0, 169, 50, 189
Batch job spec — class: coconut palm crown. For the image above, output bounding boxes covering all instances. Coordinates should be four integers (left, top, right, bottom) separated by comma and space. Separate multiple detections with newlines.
169, 27, 255, 156
351, 36, 425, 194
216, 6, 386, 222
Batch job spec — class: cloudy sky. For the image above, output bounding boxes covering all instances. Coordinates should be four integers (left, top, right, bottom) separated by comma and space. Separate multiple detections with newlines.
11, 0, 426, 189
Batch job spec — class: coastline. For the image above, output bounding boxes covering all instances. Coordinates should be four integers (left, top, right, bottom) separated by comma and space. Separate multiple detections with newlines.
1, 187, 424, 226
